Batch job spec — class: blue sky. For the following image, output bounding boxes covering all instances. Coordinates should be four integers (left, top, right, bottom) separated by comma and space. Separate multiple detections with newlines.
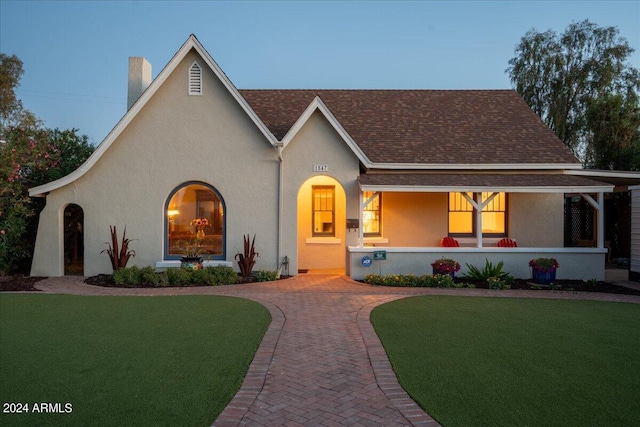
1, 0, 639, 145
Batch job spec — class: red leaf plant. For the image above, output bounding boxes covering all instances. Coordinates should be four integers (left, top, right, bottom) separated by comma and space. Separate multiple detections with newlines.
101, 225, 136, 271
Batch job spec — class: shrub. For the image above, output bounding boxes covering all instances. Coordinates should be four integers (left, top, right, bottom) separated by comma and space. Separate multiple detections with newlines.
487, 276, 511, 290
426, 274, 457, 288
464, 259, 514, 283
255, 270, 279, 282
112, 265, 238, 287
191, 266, 238, 286
167, 267, 191, 286
113, 266, 141, 286
364, 273, 466, 288
140, 266, 165, 286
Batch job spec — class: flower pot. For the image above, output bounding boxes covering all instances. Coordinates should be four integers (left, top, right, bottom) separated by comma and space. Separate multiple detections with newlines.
181, 256, 203, 270
532, 268, 556, 284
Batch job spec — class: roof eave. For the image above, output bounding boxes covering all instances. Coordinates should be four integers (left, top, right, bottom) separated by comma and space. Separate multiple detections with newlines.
359, 184, 614, 193
366, 162, 583, 171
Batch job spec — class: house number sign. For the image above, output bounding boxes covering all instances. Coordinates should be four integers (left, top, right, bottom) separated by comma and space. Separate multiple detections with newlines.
313, 164, 329, 172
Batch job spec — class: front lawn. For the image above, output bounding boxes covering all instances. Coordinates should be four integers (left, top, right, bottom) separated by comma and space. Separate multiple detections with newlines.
0, 294, 270, 427
371, 296, 640, 427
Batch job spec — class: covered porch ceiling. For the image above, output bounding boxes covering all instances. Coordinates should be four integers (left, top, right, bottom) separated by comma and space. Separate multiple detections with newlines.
358, 172, 614, 193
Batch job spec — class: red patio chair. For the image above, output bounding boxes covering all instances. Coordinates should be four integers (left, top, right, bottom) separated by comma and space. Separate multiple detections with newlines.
497, 238, 518, 247
441, 237, 460, 247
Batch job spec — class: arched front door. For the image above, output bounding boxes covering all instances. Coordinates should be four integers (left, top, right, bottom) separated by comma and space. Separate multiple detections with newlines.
64, 204, 84, 275
296, 175, 346, 272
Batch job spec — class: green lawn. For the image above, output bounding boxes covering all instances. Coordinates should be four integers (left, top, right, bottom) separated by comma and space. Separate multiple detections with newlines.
0, 294, 270, 427
371, 296, 640, 427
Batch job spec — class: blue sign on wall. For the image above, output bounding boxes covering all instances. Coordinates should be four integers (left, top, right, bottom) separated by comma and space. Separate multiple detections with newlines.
361, 256, 373, 267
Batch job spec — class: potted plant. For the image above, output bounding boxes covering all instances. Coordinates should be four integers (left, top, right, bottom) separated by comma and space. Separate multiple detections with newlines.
529, 257, 559, 284
431, 257, 461, 278
176, 217, 211, 270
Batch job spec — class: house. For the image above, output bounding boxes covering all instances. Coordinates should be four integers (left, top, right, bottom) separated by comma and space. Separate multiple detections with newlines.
29, 35, 625, 281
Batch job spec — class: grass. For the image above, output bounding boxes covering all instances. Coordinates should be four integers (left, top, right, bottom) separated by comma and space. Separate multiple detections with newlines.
371, 296, 640, 427
0, 294, 270, 427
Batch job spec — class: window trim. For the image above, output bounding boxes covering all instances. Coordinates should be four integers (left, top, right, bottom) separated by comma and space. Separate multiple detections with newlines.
363, 191, 382, 237
448, 192, 508, 238
312, 185, 335, 237
164, 181, 225, 260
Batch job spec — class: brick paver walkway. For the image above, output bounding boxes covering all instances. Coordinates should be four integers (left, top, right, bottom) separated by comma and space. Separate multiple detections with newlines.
33, 274, 640, 426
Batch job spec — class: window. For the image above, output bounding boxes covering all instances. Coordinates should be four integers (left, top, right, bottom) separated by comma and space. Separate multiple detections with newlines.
165, 182, 224, 259
312, 186, 335, 236
363, 191, 381, 237
448, 192, 507, 237
189, 62, 202, 95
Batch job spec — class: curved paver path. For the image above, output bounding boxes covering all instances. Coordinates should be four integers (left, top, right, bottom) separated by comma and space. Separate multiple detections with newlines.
33, 274, 640, 426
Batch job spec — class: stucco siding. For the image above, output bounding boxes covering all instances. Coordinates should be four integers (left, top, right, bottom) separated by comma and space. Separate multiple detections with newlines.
376, 192, 447, 247
31, 49, 279, 277
281, 110, 361, 273
509, 192, 564, 247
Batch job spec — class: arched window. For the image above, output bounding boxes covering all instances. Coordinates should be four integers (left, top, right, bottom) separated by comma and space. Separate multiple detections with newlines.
165, 182, 225, 259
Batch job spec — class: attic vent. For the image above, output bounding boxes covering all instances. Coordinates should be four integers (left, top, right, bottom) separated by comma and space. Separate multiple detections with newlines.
189, 62, 202, 95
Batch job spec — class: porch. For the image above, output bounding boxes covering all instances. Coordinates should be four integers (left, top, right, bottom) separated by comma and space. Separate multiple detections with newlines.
349, 171, 615, 281
346, 246, 607, 281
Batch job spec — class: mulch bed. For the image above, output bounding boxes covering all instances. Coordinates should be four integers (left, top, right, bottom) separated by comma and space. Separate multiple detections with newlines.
460, 278, 640, 296
2, 275, 639, 296
0, 276, 46, 292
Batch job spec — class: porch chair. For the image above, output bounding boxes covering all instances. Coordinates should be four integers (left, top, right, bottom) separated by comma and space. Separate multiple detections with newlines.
497, 238, 518, 247
441, 237, 460, 247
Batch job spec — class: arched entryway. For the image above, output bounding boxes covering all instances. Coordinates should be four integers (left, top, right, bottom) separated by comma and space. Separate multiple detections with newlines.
64, 204, 84, 275
297, 175, 347, 272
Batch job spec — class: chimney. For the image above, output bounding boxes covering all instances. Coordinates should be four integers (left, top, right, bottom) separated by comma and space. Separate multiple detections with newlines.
127, 57, 151, 110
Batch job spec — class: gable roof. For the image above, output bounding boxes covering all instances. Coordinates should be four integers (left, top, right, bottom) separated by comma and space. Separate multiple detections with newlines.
30, 36, 586, 198
30, 35, 277, 197
240, 89, 581, 169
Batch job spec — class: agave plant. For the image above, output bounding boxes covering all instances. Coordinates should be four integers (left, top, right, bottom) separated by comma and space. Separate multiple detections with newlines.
464, 259, 513, 282
101, 225, 136, 271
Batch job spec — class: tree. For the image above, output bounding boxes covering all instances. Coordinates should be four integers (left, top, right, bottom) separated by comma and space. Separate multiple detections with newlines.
0, 54, 94, 274
584, 93, 640, 170
0, 54, 38, 132
507, 20, 640, 164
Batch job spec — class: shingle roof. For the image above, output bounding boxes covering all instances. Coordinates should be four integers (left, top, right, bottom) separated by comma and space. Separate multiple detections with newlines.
239, 89, 580, 166
358, 173, 611, 190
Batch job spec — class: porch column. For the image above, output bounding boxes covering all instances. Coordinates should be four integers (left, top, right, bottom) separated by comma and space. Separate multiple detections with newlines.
461, 192, 498, 248
359, 189, 364, 247
581, 192, 605, 248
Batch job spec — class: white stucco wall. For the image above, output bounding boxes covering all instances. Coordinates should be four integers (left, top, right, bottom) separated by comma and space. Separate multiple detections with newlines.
347, 247, 607, 281
377, 192, 447, 247
280, 110, 361, 273
509, 193, 564, 247
31, 49, 279, 277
